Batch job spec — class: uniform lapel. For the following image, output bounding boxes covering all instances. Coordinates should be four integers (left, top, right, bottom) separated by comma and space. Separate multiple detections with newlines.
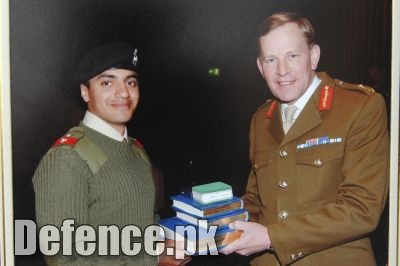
268, 103, 285, 144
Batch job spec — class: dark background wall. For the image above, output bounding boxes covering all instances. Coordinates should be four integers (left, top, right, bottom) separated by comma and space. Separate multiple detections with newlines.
10, 0, 391, 265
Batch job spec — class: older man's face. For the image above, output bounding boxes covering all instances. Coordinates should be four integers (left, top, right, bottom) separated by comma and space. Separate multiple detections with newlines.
257, 22, 320, 104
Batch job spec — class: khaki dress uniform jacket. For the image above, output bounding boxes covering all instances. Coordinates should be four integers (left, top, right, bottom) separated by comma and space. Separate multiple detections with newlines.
243, 72, 389, 266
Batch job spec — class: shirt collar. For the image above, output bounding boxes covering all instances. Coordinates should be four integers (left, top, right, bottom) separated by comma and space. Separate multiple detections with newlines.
281, 75, 321, 120
82, 111, 128, 142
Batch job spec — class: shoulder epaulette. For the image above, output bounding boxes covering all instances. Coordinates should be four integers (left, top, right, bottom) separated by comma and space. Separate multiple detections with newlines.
334, 79, 375, 95
52, 127, 84, 148
50, 127, 107, 174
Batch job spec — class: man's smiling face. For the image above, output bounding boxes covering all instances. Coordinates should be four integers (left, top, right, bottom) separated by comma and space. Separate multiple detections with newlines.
257, 22, 320, 104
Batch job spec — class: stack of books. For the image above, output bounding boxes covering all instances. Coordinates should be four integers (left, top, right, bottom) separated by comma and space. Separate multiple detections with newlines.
158, 182, 248, 255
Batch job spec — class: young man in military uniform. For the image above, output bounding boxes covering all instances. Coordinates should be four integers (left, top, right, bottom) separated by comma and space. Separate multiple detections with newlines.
220, 13, 389, 266
33, 42, 188, 265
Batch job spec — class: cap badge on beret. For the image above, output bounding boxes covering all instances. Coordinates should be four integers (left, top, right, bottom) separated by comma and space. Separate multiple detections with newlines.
72, 42, 140, 85
132, 49, 138, 66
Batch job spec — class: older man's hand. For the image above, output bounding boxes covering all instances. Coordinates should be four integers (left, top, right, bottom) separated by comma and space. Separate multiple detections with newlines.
219, 221, 272, 256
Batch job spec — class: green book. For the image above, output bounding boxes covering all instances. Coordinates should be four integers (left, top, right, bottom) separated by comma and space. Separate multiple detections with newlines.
192, 182, 233, 204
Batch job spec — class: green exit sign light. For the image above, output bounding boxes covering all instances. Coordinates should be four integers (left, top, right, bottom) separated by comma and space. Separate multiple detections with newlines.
208, 67, 220, 77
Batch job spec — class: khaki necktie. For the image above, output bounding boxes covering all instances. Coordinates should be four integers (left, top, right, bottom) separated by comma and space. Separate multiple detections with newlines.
283, 105, 298, 134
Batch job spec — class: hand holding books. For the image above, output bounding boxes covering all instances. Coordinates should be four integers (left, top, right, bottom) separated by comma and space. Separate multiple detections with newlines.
218, 220, 272, 256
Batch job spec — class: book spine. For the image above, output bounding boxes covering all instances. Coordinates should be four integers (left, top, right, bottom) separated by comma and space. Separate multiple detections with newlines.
203, 201, 243, 216
211, 211, 248, 227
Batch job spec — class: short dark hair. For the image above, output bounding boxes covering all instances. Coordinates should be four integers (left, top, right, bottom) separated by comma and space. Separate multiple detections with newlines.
258, 12, 316, 47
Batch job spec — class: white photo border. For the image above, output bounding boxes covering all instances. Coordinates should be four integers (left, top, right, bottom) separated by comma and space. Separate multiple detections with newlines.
388, 0, 400, 265
1, 0, 15, 265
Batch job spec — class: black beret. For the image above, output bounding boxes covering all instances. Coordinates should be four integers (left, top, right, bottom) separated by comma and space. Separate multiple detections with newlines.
72, 42, 139, 85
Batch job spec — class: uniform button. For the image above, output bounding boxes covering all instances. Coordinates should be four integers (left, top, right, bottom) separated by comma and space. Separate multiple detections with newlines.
314, 159, 322, 166
290, 252, 304, 260
279, 210, 288, 220
279, 150, 288, 157
278, 179, 288, 188
253, 163, 258, 169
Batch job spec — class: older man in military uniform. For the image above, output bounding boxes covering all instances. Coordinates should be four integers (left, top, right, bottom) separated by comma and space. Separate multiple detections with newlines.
220, 12, 389, 266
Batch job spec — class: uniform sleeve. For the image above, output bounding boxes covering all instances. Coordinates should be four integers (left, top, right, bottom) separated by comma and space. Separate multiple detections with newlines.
33, 148, 92, 227
32, 148, 98, 265
242, 114, 262, 222
268, 93, 389, 265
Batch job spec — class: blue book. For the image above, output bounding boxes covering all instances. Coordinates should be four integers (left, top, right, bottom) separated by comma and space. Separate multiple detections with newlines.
175, 208, 249, 228
158, 217, 242, 255
170, 194, 243, 218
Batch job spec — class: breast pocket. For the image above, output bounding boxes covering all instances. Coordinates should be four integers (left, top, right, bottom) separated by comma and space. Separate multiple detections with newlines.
295, 143, 344, 167
295, 143, 345, 203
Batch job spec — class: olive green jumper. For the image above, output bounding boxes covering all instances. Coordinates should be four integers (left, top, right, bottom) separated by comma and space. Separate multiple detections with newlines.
33, 123, 157, 265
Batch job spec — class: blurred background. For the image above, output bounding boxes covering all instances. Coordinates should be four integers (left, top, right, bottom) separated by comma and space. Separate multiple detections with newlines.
10, 0, 391, 265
